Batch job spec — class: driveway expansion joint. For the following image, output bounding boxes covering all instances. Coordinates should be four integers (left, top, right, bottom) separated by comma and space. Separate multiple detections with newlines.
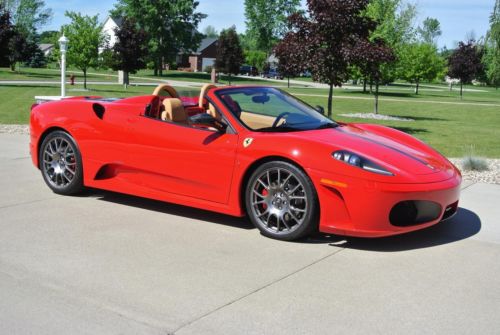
0, 196, 62, 210
171, 247, 346, 334
0, 266, 171, 334
460, 181, 477, 191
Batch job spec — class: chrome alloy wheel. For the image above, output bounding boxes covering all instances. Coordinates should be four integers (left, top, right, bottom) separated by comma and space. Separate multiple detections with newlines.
42, 136, 77, 188
250, 167, 308, 234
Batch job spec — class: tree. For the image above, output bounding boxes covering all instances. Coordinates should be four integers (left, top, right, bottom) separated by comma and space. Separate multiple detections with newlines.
112, 0, 206, 76
7, 27, 34, 70
354, 38, 395, 114
448, 40, 485, 99
25, 43, 46, 67
215, 26, 244, 85
366, 0, 417, 47
274, 33, 303, 88
0, 4, 15, 66
63, 11, 106, 89
399, 43, 445, 94
365, 0, 417, 85
277, 0, 377, 117
3, 0, 51, 65
418, 17, 442, 45
1, 0, 50, 70
244, 50, 267, 71
38, 29, 58, 43
2, 0, 52, 36
484, 44, 500, 89
244, 0, 301, 53
203, 25, 218, 38
111, 17, 148, 86
484, 0, 500, 88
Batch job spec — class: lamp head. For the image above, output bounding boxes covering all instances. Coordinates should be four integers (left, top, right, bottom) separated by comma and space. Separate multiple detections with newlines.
58, 34, 68, 53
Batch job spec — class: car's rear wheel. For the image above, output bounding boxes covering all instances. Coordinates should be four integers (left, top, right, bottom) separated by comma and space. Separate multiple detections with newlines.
245, 161, 319, 241
39, 130, 83, 195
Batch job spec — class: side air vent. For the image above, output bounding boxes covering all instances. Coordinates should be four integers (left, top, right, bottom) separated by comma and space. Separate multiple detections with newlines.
93, 103, 105, 119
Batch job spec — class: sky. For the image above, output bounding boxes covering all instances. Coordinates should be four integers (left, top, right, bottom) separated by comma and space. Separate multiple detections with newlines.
43, 0, 495, 49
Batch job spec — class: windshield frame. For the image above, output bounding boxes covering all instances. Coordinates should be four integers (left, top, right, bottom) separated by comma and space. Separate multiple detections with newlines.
214, 87, 337, 133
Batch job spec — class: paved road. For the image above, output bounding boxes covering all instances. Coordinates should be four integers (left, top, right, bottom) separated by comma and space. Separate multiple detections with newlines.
1, 133, 499, 335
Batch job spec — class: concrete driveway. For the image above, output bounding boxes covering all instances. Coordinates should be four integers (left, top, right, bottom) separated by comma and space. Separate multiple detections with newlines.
1, 133, 499, 335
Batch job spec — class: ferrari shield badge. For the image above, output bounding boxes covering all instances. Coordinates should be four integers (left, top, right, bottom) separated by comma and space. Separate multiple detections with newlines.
243, 138, 254, 148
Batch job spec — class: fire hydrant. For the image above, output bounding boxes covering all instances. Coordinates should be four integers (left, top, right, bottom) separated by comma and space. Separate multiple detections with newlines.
70, 74, 75, 85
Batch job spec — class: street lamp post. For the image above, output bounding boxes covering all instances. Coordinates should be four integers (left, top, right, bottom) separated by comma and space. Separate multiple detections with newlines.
58, 34, 68, 98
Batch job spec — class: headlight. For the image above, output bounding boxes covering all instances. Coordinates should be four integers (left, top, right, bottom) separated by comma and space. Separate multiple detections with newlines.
332, 150, 394, 176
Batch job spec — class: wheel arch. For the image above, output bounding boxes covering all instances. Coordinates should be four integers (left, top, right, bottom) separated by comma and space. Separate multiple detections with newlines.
36, 126, 73, 169
239, 155, 311, 212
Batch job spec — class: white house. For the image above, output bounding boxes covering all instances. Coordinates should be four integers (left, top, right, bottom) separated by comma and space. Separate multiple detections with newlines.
101, 16, 123, 50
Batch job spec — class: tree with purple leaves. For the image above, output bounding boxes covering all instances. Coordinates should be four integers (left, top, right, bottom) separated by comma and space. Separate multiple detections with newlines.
111, 18, 148, 87
0, 4, 15, 67
448, 41, 485, 99
273, 32, 303, 88
275, 0, 394, 117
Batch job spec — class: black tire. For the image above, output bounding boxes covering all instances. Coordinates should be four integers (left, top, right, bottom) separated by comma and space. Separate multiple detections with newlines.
39, 130, 84, 195
245, 161, 319, 241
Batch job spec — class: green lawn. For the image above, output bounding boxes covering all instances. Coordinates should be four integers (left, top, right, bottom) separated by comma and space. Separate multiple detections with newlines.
134, 69, 280, 86
0, 67, 118, 82
1, 71, 499, 158
0, 67, 305, 87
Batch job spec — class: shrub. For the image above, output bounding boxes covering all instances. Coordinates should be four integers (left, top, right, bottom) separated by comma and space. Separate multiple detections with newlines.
204, 65, 213, 73
461, 156, 489, 172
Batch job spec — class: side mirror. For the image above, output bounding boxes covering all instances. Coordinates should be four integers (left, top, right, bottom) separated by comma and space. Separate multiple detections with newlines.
315, 105, 325, 115
190, 113, 227, 132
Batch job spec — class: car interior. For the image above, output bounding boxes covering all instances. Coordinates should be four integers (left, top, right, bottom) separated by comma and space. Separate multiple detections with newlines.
147, 84, 294, 131
147, 84, 229, 131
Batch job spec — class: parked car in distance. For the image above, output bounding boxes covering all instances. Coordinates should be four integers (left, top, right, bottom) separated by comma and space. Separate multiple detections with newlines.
262, 68, 284, 80
239, 65, 259, 76
300, 71, 312, 77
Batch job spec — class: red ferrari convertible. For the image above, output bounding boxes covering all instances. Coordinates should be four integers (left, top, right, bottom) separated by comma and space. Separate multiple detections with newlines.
30, 84, 461, 240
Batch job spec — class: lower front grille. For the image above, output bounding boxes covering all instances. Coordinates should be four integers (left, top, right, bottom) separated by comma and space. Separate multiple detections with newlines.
389, 200, 442, 227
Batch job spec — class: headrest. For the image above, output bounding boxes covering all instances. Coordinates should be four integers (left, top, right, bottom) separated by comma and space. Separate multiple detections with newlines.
162, 98, 187, 123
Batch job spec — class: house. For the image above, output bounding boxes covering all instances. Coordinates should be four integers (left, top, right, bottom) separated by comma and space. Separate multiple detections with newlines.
38, 44, 54, 57
101, 18, 217, 73
101, 16, 123, 49
177, 37, 218, 72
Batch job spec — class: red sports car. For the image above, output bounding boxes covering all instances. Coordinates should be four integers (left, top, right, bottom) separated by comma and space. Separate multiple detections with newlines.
30, 84, 461, 241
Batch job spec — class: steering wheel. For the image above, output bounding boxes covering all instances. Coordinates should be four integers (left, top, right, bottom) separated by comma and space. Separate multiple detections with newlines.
272, 112, 291, 128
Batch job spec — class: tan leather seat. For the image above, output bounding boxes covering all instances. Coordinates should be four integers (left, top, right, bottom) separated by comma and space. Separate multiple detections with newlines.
198, 84, 217, 108
207, 103, 222, 121
152, 84, 179, 98
161, 98, 188, 124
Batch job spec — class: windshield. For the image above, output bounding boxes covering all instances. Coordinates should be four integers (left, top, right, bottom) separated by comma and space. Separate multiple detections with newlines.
215, 87, 337, 132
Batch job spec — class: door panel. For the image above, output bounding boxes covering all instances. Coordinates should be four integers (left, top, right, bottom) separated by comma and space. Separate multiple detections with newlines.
126, 117, 238, 204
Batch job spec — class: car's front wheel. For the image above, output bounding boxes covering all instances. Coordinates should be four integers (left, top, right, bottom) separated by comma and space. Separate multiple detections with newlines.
245, 161, 319, 241
39, 130, 84, 195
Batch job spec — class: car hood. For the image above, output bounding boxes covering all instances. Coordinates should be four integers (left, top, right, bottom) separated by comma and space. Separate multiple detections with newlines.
287, 123, 459, 182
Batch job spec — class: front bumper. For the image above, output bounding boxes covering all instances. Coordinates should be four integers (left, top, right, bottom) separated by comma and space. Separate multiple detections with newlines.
309, 169, 462, 238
